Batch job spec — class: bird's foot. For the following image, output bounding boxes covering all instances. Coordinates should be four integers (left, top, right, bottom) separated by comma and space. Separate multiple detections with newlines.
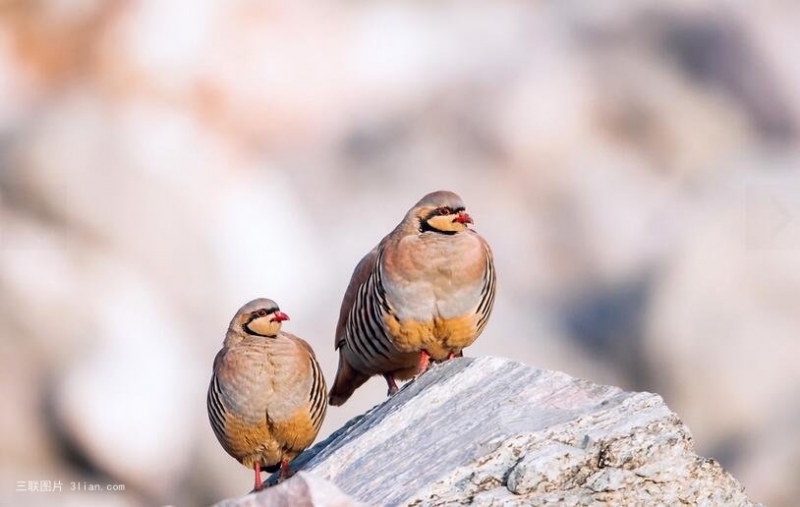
253, 462, 263, 491
418, 350, 431, 374
276, 460, 294, 483
384, 373, 399, 396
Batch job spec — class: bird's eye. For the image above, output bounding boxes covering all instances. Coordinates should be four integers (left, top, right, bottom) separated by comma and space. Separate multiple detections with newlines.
257, 309, 268, 317
438, 207, 452, 216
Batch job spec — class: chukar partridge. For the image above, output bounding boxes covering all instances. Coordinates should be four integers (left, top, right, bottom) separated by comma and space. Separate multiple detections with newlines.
329, 190, 496, 406
207, 299, 327, 491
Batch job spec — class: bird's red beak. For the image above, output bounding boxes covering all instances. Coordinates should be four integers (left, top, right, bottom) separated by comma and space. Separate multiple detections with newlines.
454, 211, 473, 224
272, 311, 290, 322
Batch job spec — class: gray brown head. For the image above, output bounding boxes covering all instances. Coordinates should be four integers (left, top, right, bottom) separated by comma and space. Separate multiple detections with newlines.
227, 298, 290, 343
406, 190, 474, 235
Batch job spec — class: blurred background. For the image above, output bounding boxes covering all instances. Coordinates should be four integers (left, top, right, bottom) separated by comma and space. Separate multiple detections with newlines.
1, 0, 799, 505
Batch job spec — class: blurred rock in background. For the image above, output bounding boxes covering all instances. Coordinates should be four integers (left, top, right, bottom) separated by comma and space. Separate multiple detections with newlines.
1, 1, 798, 505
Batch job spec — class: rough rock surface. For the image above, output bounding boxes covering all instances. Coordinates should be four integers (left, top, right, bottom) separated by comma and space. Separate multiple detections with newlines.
215, 357, 758, 506
214, 472, 364, 507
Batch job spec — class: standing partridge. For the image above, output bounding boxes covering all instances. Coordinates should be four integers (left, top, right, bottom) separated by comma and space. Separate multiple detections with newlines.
207, 299, 327, 491
329, 190, 496, 406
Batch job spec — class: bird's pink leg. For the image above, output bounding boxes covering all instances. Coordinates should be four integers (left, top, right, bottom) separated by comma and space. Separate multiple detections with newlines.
253, 462, 263, 491
278, 459, 293, 482
447, 351, 457, 360
384, 373, 399, 395
418, 350, 431, 373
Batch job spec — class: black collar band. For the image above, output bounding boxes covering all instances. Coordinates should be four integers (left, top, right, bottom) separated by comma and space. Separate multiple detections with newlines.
243, 321, 277, 338
419, 219, 458, 235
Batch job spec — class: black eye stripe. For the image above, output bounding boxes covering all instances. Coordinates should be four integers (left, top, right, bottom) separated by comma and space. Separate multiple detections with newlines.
245, 308, 277, 325
424, 205, 465, 221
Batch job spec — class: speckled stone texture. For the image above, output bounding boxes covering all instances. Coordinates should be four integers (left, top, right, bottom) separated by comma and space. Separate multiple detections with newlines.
215, 472, 364, 507
217, 357, 758, 506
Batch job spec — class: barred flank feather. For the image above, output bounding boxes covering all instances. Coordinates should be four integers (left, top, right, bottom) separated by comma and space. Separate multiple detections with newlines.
308, 354, 327, 431
207, 372, 228, 446
475, 245, 497, 335
344, 250, 397, 371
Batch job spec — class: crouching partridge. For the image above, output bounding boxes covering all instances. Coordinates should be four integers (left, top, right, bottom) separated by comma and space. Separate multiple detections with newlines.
207, 299, 327, 491
329, 190, 497, 406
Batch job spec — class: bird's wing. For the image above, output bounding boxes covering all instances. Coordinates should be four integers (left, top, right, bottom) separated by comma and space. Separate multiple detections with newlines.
334, 245, 379, 349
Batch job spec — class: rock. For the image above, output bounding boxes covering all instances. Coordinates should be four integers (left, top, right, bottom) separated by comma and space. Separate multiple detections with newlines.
216, 357, 758, 506
214, 472, 364, 507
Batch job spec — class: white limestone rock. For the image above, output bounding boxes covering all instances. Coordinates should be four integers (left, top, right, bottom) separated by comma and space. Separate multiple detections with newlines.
215, 472, 364, 507
217, 356, 758, 506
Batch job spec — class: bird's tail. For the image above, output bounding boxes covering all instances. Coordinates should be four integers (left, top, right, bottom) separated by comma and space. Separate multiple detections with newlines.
328, 353, 370, 406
